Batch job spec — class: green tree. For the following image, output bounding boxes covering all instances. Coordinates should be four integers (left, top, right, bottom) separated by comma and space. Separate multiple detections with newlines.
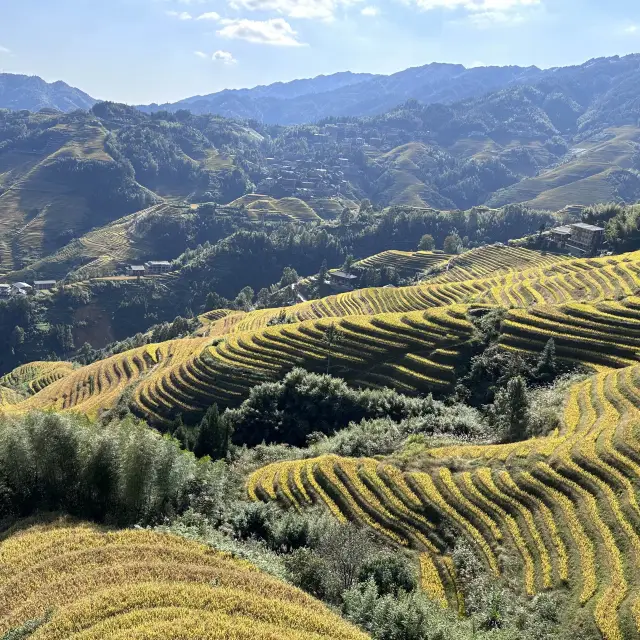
280, 267, 299, 288
194, 404, 231, 460
443, 232, 462, 254
418, 234, 435, 251
10, 326, 25, 353
318, 259, 328, 283
51, 324, 74, 355
491, 376, 529, 442
342, 254, 355, 274
257, 288, 270, 308
534, 338, 556, 383
323, 323, 342, 375
359, 199, 372, 214
340, 208, 353, 226
234, 286, 254, 311
316, 259, 329, 296
205, 291, 225, 312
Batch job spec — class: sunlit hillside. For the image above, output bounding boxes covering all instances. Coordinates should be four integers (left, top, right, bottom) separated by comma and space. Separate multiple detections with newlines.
0, 119, 116, 273
249, 358, 640, 638
488, 127, 640, 210
0, 521, 367, 640
6, 245, 640, 430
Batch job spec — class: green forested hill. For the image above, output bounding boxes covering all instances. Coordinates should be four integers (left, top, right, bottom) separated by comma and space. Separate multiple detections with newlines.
4, 54, 640, 282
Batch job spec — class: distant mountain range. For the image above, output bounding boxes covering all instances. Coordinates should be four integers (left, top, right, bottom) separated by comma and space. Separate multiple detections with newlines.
4, 55, 640, 125
0, 73, 96, 113
139, 63, 547, 124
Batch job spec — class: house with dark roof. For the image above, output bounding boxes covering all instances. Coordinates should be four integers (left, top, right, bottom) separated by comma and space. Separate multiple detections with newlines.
34, 280, 56, 291
568, 223, 605, 254
329, 270, 358, 292
145, 261, 172, 275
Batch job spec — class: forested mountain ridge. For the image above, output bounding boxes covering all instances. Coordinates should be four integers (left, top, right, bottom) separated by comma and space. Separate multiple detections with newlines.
139, 62, 544, 124
0, 73, 96, 112
4, 55, 640, 281
138, 54, 640, 125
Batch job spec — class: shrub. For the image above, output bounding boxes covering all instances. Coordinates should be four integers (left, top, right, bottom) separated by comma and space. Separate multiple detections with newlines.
342, 579, 476, 640
228, 501, 276, 541
270, 510, 312, 552
226, 368, 483, 447
357, 552, 418, 596
284, 548, 329, 600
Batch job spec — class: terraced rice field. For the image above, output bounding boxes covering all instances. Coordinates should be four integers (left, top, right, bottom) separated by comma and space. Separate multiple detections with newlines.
228, 195, 321, 221
250, 361, 640, 638
429, 245, 570, 283
4, 203, 179, 282
129, 306, 476, 425
10, 337, 212, 418
0, 361, 74, 394
0, 386, 22, 407
354, 250, 452, 276
0, 522, 366, 640
9, 249, 640, 426
209, 249, 640, 336
0, 121, 115, 273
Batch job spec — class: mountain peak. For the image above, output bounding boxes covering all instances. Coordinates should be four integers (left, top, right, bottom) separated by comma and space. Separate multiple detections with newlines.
0, 73, 96, 112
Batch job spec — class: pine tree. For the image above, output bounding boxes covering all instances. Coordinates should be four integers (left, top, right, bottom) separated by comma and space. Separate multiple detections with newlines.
194, 404, 231, 460
534, 338, 556, 382
323, 323, 342, 375
491, 376, 529, 442
318, 259, 328, 284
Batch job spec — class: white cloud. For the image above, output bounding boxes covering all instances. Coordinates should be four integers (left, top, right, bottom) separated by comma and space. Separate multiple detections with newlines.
0, 46, 10, 54
166, 10, 193, 19
213, 50, 238, 64
197, 11, 221, 19
410, 0, 541, 26
361, 5, 379, 15
624, 24, 638, 34
217, 18, 305, 45
413, 0, 538, 9
194, 50, 209, 58
228, 0, 357, 21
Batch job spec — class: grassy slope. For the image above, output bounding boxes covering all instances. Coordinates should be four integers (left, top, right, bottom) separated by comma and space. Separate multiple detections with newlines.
0, 121, 113, 274
372, 143, 436, 208
488, 126, 640, 209
3, 203, 187, 281
228, 194, 323, 221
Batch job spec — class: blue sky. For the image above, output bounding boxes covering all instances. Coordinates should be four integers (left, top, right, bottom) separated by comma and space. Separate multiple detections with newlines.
1, 0, 640, 104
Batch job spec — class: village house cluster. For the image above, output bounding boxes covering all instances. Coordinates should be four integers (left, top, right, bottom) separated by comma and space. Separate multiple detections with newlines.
257, 122, 410, 201
0, 280, 56, 297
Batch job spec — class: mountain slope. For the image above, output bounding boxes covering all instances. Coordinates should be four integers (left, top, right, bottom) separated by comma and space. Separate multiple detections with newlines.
0, 73, 96, 112
139, 63, 544, 124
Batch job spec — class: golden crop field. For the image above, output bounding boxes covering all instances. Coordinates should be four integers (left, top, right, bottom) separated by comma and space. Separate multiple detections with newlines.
0, 522, 367, 640
6, 246, 640, 428
228, 194, 322, 221
249, 361, 640, 639
353, 250, 452, 276
10, 337, 212, 418
129, 305, 475, 425
208, 247, 640, 336
0, 361, 74, 394
428, 244, 571, 283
